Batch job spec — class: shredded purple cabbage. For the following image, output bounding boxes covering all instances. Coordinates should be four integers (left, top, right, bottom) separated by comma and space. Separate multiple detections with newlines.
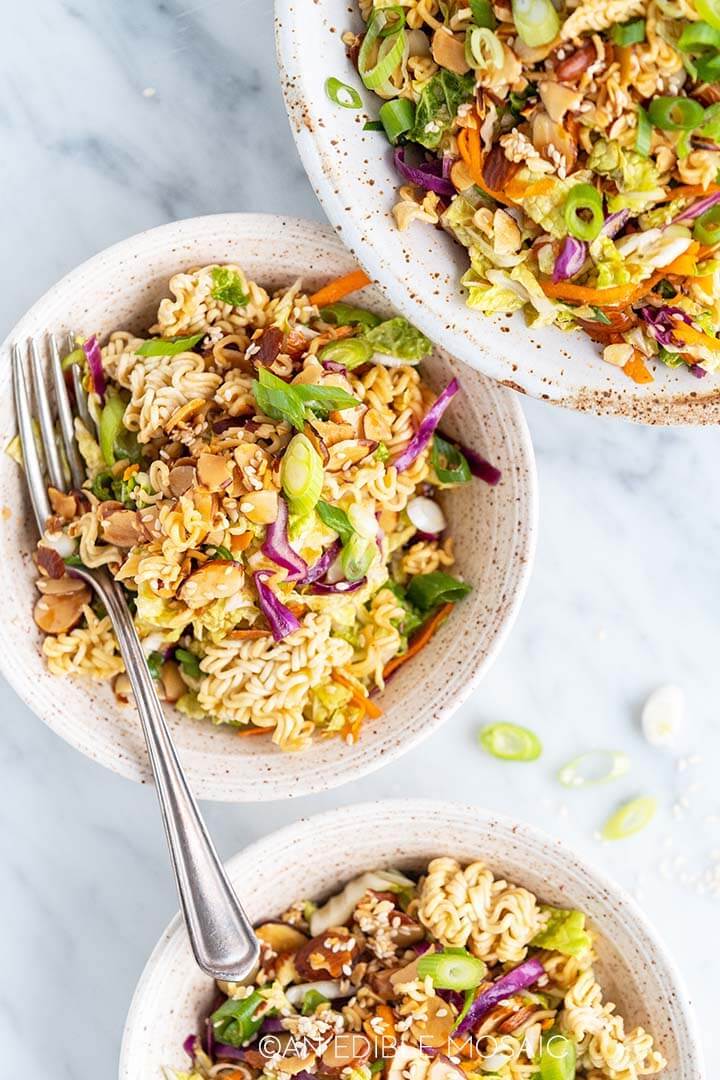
440, 434, 502, 486
394, 378, 461, 473
672, 189, 720, 223
214, 1041, 248, 1062
552, 237, 587, 283
82, 335, 106, 403
637, 305, 692, 349
308, 578, 366, 595
254, 570, 301, 641
262, 497, 307, 580
454, 956, 545, 1035
299, 540, 341, 585
183, 1033, 198, 1059
689, 363, 708, 378
394, 147, 455, 197
601, 209, 630, 238
321, 359, 347, 373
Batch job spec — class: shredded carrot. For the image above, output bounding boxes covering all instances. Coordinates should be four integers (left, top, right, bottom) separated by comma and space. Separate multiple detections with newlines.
506, 176, 555, 200
541, 246, 702, 308
123, 463, 139, 481
657, 183, 720, 204
662, 240, 700, 278
382, 603, 454, 680
230, 530, 253, 555
227, 629, 272, 640
333, 671, 383, 720
673, 322, 720, 352
457, 128, 516, 208
310, 270, 372, 307
623, 351, 654, 384
236, 726, 271, 737
693, 274, 715, 294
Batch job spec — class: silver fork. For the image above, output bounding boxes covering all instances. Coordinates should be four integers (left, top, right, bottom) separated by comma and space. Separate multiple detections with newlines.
13, 333, 260, 983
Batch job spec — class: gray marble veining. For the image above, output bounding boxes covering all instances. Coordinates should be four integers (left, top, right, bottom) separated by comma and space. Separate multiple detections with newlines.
1, 1, 718, 1075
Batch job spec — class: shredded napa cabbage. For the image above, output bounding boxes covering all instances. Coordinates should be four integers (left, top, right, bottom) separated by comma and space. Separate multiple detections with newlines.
462, 264, 525, 314
531, 905, 593, 957
520, 173, 591, 238
588, 140, 664, 213
589, 234, 633, 288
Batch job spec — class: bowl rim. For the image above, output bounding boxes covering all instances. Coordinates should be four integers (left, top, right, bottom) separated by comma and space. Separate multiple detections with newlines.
119, 797, 706, 1079
0, 212, 538, 801
273, 0, 720, 426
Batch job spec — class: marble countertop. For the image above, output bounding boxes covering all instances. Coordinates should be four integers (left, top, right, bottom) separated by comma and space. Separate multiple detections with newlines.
2, 1, 719, 1074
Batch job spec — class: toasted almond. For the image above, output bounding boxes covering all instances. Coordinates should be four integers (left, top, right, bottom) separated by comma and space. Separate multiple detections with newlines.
113, 672, 133, 704
34, 586, 91, 634
48, 487, 78, 520
197, 453, 231, 492
227, 628, 272, 640
160, 660, 186, 704
168, 464, 197, 497
179, 560, 245, 609
362, 407, 392, 444
450, 158, 475, 193
239, 489, 279, 524
100, 510, 144, 547
36, 576, 88, 596
432, 27, 470, 74
165, 397, 208, 432
36, 544, 67, 580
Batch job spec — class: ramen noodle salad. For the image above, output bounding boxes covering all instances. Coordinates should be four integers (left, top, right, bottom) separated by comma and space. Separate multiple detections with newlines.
339, 0, 720, 382
19, 264, 497, 750
171, 858, 666, 1080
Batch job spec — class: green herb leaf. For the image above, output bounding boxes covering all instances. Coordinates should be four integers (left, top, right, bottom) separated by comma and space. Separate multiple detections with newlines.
253, 368, 306, 431
319, 302, 382, 330
406, 571, 472, 611
589, 305, 612, 326
317, 500, 355, 545
301, 989, 329, 1016
175, 648, 202, 680
210, 990, 265, 1047
293, 382, 361, 416
385, 580, 425, 644
410, 70, 475, 150
364, 317, 432, 362
531, 906, 592, 957
135, 333, 204, 357
431, 434, 471, 484
63, 554, 86, 568
210, 266, 249, 307
470, 0, 497, 29
208, 544, 235, 561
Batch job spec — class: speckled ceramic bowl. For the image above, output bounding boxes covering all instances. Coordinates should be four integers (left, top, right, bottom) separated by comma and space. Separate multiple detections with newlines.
0, 214, 535, 801
275, 2, 720, 425
119, 799, 704, 1079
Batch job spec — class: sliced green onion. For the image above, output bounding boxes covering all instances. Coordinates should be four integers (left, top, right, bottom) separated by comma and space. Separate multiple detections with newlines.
611, 18, 645, 44
99, 391, 127, 466
358, 7, 407, 93
431, 433, 471, 485
319, 302, 381, 330
470, 0, 497, 28
364, 120, 385, 131
564, 183, 604, 241
539, 1033, 577, 1080
465, 26, 504, 70
697, 52, 720, 80
147, 651, 164, 679
175, 648, 202, 680
693, 204, 720, 244
699, 101, 720, 140
208, 544, 235, 561
635, 105, 652, 157
325, 77, 362, 109
62, 346, 85, 370
678, 20, 720, 51
254, 368, 306, 431
406, 571, 472, 610
511, 0, 559, 47
379, 97, 416, 143
479, 722, 542, 762
601, 796, 657, 841
557, 750, 630, 789
695, 0, 720, 29
318, 337, 374, 370
316, 500, 355, 545
369, 1062, 385, 1075
281, 433, 324, 515
676, 129, 693, 160
210, 990, 264, 1047
301, 989, 329, 1015
135, 333, 204, 357
417, 949, 487, 991
648, 96, 705, 131
341, 532, 375, 581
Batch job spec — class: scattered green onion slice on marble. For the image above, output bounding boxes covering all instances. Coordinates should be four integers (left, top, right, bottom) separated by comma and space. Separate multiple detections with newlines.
601, 796, 657, 841
325, 77, 362, 109
558, 750, 630, 789
479, 722, 542, 762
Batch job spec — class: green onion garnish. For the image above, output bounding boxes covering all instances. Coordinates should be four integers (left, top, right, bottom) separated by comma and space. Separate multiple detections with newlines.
695, 0, 720, 29
635, 105, 652, 157
601, 796, 657, 841
325, 77, 362, 110
175, 648, 202, 680
557, 750, 629, 789
301, 989, 329, 1015
479, 722, 542, 762
431, 433, 471, 485
648, 96, 705, 131
364, 120, 385, 131
281, 433, 324, 516
358, 7, 407, 93
590, 305, 612, 325
318, 336, 374, 370
341, 533, 375, 581
99, 390, 128, 467
678, 19, 720, 51
563, 183, 604, 242
147, 651, 164, 679
465, 25, 504, 70
210, 990, 265, 1047
470, 0, 497, 29
208, 544, 235, 561
62, 346, 85, 370
611, 18, 645, 44
696, 51, 720, 79
135, 333, 204, 357
699, 101, 720, 140
417, 949, 487, 991
319, 302, 382, 330
406, 571, 472, 610
379, 97, 416, 144
538, 1033, 577, 1080
510, 0, 559, 47
63, 554, 86, 568
694, 204, 720, 245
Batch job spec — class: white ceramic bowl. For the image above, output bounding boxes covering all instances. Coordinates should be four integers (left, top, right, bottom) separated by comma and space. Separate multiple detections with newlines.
0, 214, 535, 802
275, 2, 720, 425
120, 799, 704, 1079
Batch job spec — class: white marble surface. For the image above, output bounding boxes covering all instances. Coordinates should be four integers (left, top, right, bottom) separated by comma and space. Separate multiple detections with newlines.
1, 1, 719, 1075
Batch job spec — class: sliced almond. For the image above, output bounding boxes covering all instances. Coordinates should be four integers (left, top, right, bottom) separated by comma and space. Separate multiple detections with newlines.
179, 560, 245, 609
362, 408, 392, 444
160, 660, 186, 704
168, 464, 197, 497
450, 158, 475, 193
239, 489, 279, 525
48, 487, 78, 521
36, 544, 67, 580
34, 586, 91, 634
101, 510, 144, 547
410, 996, 455, 1048
113, 672, 133, 704
256, 922, 309, 954
165, 397, 209, 432
432, 28, 470, 74
538, 80, 583, 123
36, 576, 88, 596
319, 1032, 372, 1078
197, 453, 231, 492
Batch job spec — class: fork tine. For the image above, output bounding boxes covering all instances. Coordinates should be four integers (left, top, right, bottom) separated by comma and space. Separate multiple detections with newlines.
12, 344, 51, 532
49, 334, 85, 490
72, 363, 97, 438
29, 338, 66, 492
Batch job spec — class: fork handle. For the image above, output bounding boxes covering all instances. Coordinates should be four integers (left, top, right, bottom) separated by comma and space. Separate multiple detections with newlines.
102, 578, 259, 982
